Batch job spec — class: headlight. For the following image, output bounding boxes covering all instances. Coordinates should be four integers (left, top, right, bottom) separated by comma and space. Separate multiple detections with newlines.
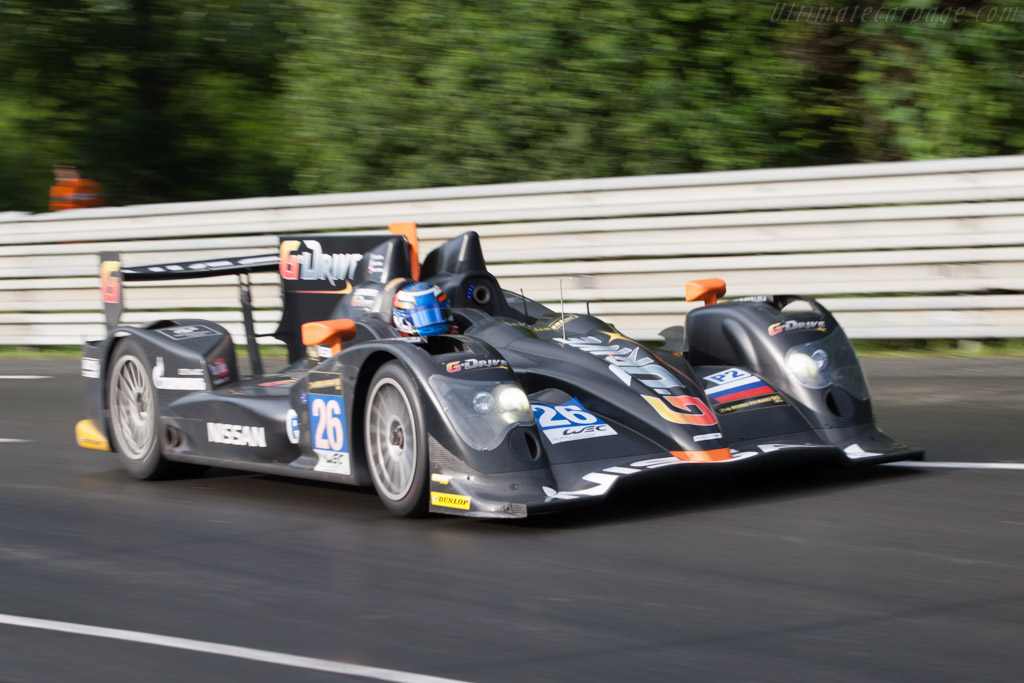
473, 391, 495, 414
428, 376, 534, 451
496, 385, 530, 414
785, 349, 828, 389
783, 331, 868, 399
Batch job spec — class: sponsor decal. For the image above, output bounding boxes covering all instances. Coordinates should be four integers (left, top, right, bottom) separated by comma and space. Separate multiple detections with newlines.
100, 260, 121, 304
309, 394, 349, 474
285, 409, 300, 445
152, 357, 206, 391
732, 295, 771, 303
768, 319, 827, 336
81, 357, 100, 379
542, 444, 825, 499
157, 324, 219, 341
350, 287, 379, 309
367, 253, 386, 275
532, 398, 617, 445
844, 444, 882, 459
693, 432, 722, 442
431, 473, 451, 485
550, 314, 577, 330
715, 393, 789, 415
560, 334, 719, 432
207, 422, 267, 448
702, 368, 775, 403
177, 368, 204, 376
280, 239, 363, 286
209, 357, 231, 385
542, 456, 689, 500
431, 492, 471, 510
445, 358, 509, 373
534, 314, 579, 332
642, 395, 718, 426
258, 379, 295, 387
308, 372, 342, 393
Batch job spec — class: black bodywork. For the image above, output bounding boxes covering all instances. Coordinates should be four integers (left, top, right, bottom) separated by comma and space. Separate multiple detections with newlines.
80, 230, 923, 518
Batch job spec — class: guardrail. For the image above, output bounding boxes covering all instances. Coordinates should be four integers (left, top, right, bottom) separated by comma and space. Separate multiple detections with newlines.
1, 155, 1022, 345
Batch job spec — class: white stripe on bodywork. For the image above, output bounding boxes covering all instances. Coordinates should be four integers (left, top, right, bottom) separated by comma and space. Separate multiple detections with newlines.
885, 461, 1024, 471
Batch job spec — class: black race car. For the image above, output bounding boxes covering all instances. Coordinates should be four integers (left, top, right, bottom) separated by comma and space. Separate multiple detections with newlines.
76, 224, 923, 518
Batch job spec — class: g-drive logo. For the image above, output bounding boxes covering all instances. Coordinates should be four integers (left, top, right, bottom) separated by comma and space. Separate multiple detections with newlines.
280, 240, 364, 286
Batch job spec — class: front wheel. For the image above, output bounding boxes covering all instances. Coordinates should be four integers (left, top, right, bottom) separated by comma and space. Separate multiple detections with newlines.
364, 361, 429, 517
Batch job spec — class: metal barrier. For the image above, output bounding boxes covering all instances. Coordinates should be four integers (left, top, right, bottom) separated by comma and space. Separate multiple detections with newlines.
1, 154, 1022, 344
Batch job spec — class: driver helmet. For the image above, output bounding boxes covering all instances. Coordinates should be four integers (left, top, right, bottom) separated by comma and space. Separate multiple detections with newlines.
393, 282, 451, 336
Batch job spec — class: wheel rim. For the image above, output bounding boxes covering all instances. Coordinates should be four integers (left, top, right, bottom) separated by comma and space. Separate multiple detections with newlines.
365, 377, 417, 501
110, 355, 156, 460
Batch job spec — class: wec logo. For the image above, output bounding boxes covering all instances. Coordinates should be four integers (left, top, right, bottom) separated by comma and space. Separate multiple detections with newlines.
279, 240, 364, 286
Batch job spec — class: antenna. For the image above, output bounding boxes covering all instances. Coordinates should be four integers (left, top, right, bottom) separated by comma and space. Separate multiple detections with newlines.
520, 288, 529, 322
586, 301, 591, 316
560, 278, 566, 335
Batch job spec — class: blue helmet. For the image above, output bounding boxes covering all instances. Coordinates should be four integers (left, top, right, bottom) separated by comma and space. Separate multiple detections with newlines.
393, 282, 451, 336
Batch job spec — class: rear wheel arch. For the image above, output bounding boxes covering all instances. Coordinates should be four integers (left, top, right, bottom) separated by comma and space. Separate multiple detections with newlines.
104, 335, 205, 480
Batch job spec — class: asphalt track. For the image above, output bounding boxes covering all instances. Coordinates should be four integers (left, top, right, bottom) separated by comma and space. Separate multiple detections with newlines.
1, 358, 1022, 683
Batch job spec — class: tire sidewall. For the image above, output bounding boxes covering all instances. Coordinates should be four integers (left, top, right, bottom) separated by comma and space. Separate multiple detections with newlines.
364, 361, 429, 517
107, 338, 164, 479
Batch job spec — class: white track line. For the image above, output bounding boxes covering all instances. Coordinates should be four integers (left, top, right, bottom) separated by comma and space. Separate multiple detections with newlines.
0, 614, 473, 683
0, 438, 28, 443
885, 461, 1024, 471
0, 375, 51, 380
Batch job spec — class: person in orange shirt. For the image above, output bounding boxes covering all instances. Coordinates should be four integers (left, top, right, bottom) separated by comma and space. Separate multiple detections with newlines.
49, 165, 105, 211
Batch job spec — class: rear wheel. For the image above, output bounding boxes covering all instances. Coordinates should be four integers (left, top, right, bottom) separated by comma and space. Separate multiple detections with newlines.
107, 340, 197, 480
364, 361, 429, 517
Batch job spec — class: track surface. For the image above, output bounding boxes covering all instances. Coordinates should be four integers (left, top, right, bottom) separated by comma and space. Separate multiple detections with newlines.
1, 358, 1022, 682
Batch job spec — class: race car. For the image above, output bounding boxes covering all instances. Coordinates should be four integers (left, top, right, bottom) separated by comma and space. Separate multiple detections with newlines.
75, 223, 923, 518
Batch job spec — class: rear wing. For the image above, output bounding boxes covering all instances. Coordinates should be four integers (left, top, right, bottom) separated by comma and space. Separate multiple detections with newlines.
101, 252, 281, 329
97, 223, 422, 370
100, 251, 280, 373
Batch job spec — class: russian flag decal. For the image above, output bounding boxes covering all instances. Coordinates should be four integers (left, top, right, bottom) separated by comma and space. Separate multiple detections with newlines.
703, 368, 775, 404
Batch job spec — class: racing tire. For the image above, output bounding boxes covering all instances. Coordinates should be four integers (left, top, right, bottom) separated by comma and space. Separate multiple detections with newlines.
107, 339, 200, 480
364, 361, 429, 517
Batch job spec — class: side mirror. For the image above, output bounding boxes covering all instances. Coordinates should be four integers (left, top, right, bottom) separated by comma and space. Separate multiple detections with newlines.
301, 319, 357, 356
685, 278, 727, 306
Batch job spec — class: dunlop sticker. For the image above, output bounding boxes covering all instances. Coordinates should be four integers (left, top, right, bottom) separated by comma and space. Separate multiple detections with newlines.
431, 492, 471, 510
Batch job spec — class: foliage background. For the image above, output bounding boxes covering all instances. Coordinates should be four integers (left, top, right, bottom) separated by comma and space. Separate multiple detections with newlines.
1, 0, 1021, 212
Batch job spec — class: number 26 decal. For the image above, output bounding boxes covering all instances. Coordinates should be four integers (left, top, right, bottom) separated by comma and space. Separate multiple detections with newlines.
310, 394, 346, 452
532, 403, 599, 428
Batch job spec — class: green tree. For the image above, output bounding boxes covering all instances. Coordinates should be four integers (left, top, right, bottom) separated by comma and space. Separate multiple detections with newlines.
0, 0, 297, 211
